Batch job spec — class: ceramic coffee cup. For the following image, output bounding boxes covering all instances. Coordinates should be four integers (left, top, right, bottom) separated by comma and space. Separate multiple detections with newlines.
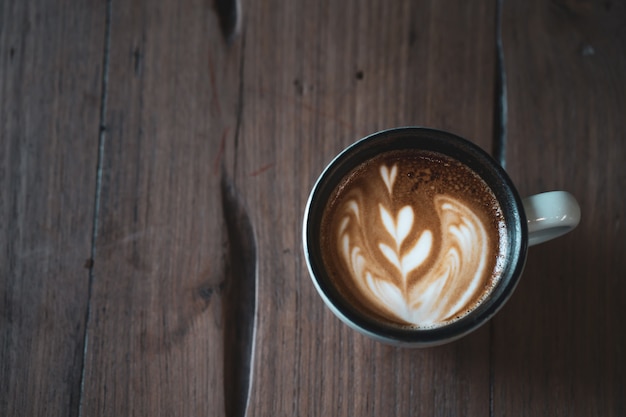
303, 127, 580, 347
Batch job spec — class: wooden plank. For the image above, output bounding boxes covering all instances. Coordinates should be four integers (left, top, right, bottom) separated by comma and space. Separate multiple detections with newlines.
236, 1, 496, 415
494, 0, 626, 415
0, 1, 105, 416
79, 1, 242, 416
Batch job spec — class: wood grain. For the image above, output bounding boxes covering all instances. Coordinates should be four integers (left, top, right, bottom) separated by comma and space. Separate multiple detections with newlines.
494, 0, 626, 415
79, 0, 242, 415
5, 0, 623, 416
235, 1, 497, 415
0, 1, 105, 416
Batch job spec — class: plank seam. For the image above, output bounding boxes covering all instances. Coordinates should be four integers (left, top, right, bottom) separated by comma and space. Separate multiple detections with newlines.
492, 0, 508, 169
490, 1, 507, 416
77, 1, 112, 416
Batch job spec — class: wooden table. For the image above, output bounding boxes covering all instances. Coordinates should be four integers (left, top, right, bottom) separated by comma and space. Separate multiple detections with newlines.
2, 0, 625, 415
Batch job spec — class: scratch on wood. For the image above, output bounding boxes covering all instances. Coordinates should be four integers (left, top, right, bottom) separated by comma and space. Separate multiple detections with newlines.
249, 163, 275, 177
220, 171, 257, 417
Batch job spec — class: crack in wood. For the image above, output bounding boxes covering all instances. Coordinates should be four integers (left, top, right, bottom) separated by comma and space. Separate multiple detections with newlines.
78, 1, 112, 416
490, 2, 507, 417
220, 170, 257, 417
492, 0, 508, 169
232, 29, 246, 180
215, 0, 242, 43
133, 47, 142, 77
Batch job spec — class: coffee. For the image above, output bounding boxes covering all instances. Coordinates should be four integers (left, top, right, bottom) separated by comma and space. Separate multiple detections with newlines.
319, 149, 507, 329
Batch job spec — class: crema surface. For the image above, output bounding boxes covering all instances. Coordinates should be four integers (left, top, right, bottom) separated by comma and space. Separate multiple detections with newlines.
320, 150, 507, 328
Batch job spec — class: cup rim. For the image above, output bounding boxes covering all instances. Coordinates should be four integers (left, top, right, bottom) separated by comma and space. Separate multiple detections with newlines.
303, 127, 528, 346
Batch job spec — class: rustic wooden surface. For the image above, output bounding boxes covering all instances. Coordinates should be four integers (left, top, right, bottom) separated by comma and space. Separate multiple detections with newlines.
0, 1, 104, 415
1, 0, 624, 416
493, 0, 626, 415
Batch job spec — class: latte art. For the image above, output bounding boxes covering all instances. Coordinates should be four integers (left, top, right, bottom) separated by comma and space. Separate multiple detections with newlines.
339, 177, 489, 326
321, 150, 506, 328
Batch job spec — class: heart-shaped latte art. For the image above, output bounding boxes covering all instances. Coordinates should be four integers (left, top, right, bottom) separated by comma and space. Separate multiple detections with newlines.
380, 164, 398, 195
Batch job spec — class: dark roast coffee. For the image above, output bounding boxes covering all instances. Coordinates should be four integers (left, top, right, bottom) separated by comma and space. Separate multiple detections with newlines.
319, 149, 507, 329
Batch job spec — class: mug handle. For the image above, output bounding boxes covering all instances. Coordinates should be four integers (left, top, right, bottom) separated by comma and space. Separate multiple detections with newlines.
522, 191, 581, 246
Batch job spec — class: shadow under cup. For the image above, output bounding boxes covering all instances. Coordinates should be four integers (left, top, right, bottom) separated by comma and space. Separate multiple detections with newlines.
303, 127, 528, 347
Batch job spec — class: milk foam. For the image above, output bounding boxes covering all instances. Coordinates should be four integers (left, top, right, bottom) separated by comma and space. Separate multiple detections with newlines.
337, 162, 494, 327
